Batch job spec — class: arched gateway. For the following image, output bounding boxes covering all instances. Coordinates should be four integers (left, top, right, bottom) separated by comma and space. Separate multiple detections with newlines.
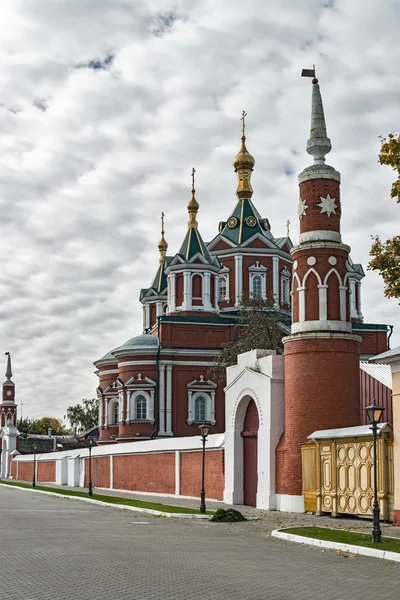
223, 350, 285, 510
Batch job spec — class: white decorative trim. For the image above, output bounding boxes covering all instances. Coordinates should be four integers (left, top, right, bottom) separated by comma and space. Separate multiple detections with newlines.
292, 240, 350, 254
339, 285, 347, 321
145, 303, 150, 331
291, 320, 352, 334
323, 268, 342, 286
128, 390, 154, 424
249, 262, 267, 299
273, 256, 279, 305
166, 365, 173, 435
187, 391, 215, 426
283, 331, 362, 343
318, 285, 328, 321
298, 286, 306, 322
159, 365, 166, 434
110, 455, 113, 490
175, 451, 180, 495
183, 270, 192, 311
298, 164, 340, 183
234, 254, 243, 306
169, 272, 176, 313
303, 267, 322, 286
274, 494, 305, 513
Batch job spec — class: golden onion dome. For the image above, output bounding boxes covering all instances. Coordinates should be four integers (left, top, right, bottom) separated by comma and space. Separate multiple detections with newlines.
233, 135, 255, 171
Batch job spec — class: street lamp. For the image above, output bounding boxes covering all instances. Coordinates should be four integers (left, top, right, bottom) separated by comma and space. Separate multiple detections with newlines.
87, 438, 95, 497
199, 422, 211, 514
364, 399, 385, 543
0, 448, 2, 480
32, 444, 37, 488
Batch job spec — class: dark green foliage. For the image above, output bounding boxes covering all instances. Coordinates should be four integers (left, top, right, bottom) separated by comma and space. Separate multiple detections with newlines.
210, 508, 247, 522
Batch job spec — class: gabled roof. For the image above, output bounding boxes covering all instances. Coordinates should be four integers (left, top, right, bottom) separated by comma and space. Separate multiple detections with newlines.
179, 226, 213, 262
219, 198, 269, 246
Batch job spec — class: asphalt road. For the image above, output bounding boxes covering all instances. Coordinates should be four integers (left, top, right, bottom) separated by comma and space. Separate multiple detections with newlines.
1, 486, 399, 600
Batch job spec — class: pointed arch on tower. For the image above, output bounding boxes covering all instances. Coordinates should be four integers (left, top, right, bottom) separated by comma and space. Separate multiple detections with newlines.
302, 267, 322, 287
323, 268, 343, 286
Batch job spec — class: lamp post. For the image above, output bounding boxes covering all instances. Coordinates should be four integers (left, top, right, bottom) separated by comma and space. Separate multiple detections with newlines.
199, 422, 211, 514
32, 444, 37, 488
0, 447, 2, 480
87, 438, 94, 497
364, 399, 385, 543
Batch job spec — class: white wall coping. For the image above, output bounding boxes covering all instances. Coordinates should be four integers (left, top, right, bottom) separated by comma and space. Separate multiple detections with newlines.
271, 529, 400, 563
13, 433, 225, 462
307, 423, 392, 440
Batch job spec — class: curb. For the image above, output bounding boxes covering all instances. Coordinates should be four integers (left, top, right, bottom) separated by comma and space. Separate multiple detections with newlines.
271, 529, 400, 563
0, 484, 210, 519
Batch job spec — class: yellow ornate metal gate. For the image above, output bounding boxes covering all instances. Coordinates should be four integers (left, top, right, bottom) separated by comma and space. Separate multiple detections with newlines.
301, 425, 393, 521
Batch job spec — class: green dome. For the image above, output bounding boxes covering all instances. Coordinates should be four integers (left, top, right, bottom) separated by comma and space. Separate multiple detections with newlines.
117, 334, 159, 352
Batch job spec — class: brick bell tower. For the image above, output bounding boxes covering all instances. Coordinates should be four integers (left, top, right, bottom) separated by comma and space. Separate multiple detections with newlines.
275, 70, 362, 511
1, 352, 17, 428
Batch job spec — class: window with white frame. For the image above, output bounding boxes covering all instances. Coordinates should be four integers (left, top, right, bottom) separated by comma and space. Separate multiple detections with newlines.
194, 396, 206, 422
252, 275, 262, 297
249, 262, 267, 299
135, 394, 147, 420
219, 276, 227, 301
281, 278, 290, 304
280, 267, 291, 306
187, 390, 216, 425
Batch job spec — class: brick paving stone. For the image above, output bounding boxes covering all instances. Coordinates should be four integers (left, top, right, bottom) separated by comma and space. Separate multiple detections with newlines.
1, 485, 399, 600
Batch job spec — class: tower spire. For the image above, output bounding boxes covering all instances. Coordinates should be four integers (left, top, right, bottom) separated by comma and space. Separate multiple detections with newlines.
301, 67, 331, 164
5, 352, 12, 382
158, 212, 168, 264
233, 110, 255, 199
187, 167, 199, 229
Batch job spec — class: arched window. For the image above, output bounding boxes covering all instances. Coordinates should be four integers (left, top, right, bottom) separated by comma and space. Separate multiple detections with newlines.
112, 402, 119, 425
219, 276, 227, 301
135, 395, 147, 420
194, 396, 206, 422
252, 275, 262, 298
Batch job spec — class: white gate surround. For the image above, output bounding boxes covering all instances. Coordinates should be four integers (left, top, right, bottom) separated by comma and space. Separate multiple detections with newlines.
223, 350, 285, 509
0, 423, 19, 479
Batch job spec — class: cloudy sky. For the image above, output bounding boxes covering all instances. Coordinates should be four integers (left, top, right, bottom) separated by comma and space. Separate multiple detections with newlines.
0, 0, 399, 422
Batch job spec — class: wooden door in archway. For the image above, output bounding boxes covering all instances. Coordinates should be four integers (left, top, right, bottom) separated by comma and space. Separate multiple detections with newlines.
242, 399, 259, 507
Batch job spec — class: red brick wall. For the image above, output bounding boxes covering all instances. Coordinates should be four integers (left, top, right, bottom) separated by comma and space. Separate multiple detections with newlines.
17, 461, 34, 481
10, 459, 17, 478
113, 452, 175, 494
84, 456, 110, 488
277, 335, 360, 496
176, 274, 183, 305
37, 461, 56, 483
180, 450, 224, 500
299, 178, 341, 234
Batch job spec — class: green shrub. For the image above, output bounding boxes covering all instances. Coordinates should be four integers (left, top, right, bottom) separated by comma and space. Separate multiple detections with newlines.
210, 508, 246, 522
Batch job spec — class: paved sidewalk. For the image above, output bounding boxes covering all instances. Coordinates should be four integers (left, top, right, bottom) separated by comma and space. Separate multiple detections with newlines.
2, 485, 400, 600
9, 480, 400, 538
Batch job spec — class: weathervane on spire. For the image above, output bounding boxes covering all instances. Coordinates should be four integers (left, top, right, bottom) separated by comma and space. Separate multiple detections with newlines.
301, 64, 318, 84
241, 110, 247, 137
286, 220, 291, 237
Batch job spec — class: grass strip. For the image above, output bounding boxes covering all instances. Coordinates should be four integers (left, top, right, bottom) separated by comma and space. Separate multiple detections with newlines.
0, 480, 213, 515
283, 526, 400, 553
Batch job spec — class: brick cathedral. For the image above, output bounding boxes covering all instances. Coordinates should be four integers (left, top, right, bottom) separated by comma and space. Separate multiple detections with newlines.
94, 70, 389, 478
